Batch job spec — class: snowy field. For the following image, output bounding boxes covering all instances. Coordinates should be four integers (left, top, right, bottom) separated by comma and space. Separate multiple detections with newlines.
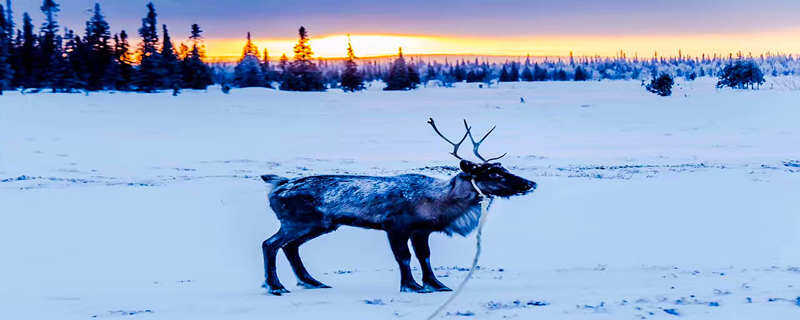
1, 79, 799, 319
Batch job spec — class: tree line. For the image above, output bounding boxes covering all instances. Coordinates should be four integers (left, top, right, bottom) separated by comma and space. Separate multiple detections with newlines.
222, 37, 797, 92
1, 1, 795, 95
225, 28, 417, 92
0, 1, 211, 95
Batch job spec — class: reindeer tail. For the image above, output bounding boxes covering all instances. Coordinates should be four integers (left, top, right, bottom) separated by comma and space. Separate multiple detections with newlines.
260, 174, 289, 192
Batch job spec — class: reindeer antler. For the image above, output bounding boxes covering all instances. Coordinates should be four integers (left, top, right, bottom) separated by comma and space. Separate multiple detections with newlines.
428, 118, 507, 163
464, 119, 507, 163
428, 117, 470, 160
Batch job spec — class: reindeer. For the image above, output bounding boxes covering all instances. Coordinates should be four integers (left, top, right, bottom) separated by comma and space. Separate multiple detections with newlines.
259, 118, 537, 295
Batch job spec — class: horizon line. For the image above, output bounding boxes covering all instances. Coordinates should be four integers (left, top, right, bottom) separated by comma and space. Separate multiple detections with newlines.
205, 51, 799, 63
191, 29, 800, 61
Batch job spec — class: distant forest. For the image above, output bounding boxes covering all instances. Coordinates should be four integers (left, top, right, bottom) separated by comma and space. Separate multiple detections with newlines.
1, 1, 798, 95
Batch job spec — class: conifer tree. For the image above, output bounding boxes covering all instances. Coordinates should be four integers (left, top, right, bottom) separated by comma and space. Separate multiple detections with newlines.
134, 2, 161, 92
408, 60, 420, 87
177, 42, 188, 60
451, 62, 466, 82
189, 24, 205, 56
10, 31, 23, 87
84, 3, 112, 90
498, 65, 511, 82
510, 62, 519, 81
112, 30, 133, 90
2, 1, 13, 85
424, 63, 436, 84
574, 65, 589, 81
0, 3, 13, 93
64, 29, 89, 88
50, 30, 83, 92
160, 24, 180, 89
278, 53, 288, 73
384, 47, 416, 90
241, 31, 258, 57
554, 69, 568, 81
181, 24, 211, 89
38, 0, 60, 89
233, 32, 265, 87
1, 1, 11, 46
280, 26, 324, 91
18, 13, 36, 88
261, 48, 276, 85
520, 65, 533, 81
4, 0, 12, 35
340, 36, 364, 92
532, 63, 547, 81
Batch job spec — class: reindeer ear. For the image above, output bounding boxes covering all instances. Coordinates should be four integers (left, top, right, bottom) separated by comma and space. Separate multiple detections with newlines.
459, 160, 479, 174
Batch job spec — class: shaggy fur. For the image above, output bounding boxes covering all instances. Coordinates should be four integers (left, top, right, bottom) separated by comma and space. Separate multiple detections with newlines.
260, 160, 536, 295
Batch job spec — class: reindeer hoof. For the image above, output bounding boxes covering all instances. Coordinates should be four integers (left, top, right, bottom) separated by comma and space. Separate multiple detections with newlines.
263, 282, 290, 295
424, 280, 453, 292
425, 284, 453, 292
401, 283, 433, 293
298, 281, 331, 289
268, 287, 290, 296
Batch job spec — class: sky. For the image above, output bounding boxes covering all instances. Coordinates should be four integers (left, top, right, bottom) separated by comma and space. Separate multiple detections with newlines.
8, 0, 800, 59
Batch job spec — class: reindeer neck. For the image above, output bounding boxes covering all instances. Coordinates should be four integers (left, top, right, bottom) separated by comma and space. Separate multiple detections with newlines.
428, 173, 483, 236
444, 173, 479, 202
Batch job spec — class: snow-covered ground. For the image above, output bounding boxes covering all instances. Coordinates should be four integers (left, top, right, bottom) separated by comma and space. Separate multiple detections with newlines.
1, 79, 799, 319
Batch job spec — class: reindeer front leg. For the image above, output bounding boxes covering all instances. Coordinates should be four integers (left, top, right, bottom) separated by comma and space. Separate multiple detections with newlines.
411, 232, 452, 292
387, 231, 431, 293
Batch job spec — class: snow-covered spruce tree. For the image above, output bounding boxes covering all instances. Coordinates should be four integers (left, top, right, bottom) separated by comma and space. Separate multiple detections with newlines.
716, 60, 765, 90
340, 36, 364, 92
180, 24, 212, 90
384, 47, 418, 90
645, 73, 674, 96
0, 3, 13, 94
84, 3, 113, 91
233, 32, 265, 88
134, 2, 161, 92
160, 24, 180, 90
280, 26, 325, 91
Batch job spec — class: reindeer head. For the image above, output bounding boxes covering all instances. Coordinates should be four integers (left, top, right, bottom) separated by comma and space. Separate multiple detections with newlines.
428, 118, 537, 198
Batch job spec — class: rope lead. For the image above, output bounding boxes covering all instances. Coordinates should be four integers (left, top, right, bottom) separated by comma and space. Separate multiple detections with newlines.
426, 179, 491, 320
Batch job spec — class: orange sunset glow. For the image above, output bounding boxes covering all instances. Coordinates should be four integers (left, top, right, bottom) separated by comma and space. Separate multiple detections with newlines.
198, 28, 800, 61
